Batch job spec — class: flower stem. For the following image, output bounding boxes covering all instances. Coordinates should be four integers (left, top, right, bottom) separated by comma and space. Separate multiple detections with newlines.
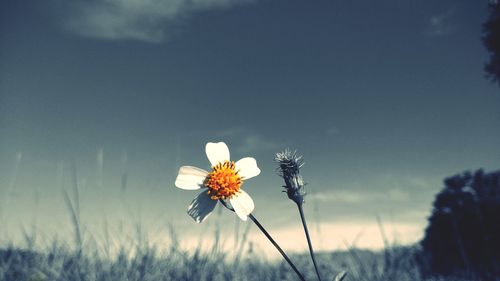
297, 204, 323, 281
248, 214, 306, 281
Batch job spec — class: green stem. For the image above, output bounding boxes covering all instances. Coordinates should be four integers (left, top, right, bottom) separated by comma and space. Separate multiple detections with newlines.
298, 204, 322, 281
248, 214, 306, 281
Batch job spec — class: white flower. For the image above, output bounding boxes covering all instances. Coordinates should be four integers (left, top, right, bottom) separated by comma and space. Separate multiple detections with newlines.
175, 142, 261, 223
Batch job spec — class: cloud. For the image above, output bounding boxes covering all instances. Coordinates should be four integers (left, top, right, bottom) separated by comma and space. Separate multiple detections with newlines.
55, 0, 254, 42
237, 135, 283, 154
427, 9, 454, 37
181, 126, 285, 155
201, 127, 284, 154
325, 126, 340, 136
261, 221, 424, 253
309, 189, 410, 204
308, 173, 436, 205
172, 221, 425, 258
309, 190, 367, 204
388, 188, 410, 202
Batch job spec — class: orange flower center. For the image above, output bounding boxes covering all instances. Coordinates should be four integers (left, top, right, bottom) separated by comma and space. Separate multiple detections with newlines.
204, 161, 242, 200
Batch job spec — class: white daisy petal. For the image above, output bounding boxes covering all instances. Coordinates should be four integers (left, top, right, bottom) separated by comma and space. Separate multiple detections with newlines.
187, 191, 217, 223
175, 166, 208, 190
235, 157, 261, 180
230, 190, 255, 221
206, 142, 230, 166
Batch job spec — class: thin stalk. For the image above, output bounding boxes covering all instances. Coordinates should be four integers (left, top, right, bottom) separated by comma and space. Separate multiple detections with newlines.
298, 204, 322, 281
248, 214, 306, 281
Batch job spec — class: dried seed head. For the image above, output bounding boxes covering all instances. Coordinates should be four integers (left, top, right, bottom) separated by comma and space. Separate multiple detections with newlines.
275, 149, 306, 205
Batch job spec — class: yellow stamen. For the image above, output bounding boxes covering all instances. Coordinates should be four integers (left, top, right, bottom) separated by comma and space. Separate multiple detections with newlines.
204, 161, 242, 200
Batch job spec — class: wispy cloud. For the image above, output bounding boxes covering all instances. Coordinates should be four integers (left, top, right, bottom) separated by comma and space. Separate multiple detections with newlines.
309, 190, 366, 203
216, 128, 284, 154
173, 221, 424, 258
55, 0, 254, 42
261, 221, 424, 252
308, 173, 435, 204
309, 188, 410, 204
237, 135, 283, 154
325, 126, 340, 136
183, 126, 285, 154
427, 9, 455, 37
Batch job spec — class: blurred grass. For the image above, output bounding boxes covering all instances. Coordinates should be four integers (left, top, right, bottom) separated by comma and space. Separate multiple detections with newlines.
0, 184, 490, 281
1, 160, 495, 281
0, 236, 486, 281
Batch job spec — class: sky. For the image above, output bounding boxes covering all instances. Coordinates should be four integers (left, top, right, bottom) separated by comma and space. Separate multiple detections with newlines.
1, 0, 500, 256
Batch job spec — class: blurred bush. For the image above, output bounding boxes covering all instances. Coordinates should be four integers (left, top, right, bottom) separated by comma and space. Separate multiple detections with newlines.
483, 2, 500, 86
420, 169, 500, 279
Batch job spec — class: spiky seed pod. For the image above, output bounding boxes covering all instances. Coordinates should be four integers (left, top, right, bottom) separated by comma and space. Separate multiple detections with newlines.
275, 149, 306, 206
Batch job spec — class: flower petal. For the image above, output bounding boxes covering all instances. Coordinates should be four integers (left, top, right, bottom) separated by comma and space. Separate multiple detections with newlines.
175, 166, 208, 190
206, 142, 230, 166
230, 190, 254, 221
235, 157, 261, 180
187, 191, 217, 223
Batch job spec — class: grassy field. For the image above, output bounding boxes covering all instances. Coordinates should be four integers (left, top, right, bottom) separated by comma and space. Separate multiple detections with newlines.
1, 166, 496, 281
0, 236, 485, 281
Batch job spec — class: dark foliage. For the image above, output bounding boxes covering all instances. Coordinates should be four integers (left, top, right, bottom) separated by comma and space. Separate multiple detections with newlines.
420, 169, 500, 279
483, 2, 500, 87
0, 249, 41, 280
